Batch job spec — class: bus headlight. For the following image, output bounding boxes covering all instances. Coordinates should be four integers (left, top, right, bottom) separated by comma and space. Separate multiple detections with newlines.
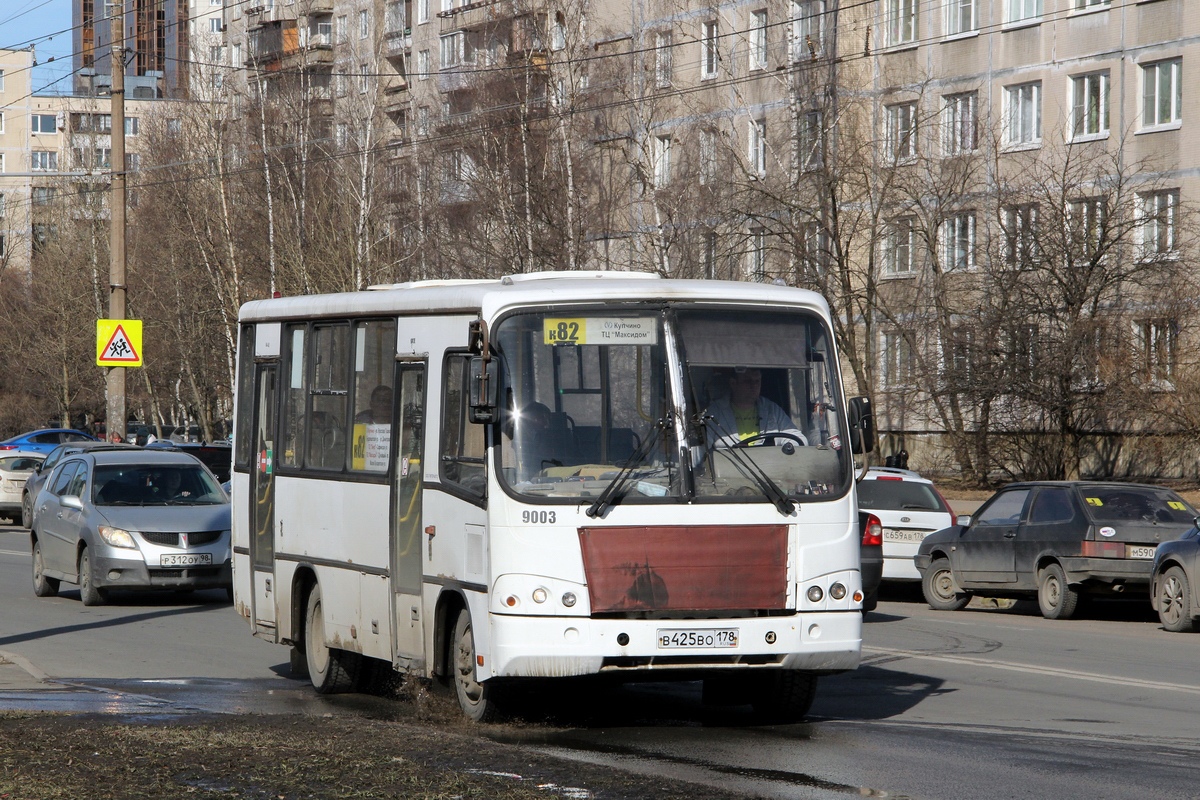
532, 587, 548, 604
806, 585, 824, 603
561, 592, 577, 607
829, 582, 847, 600
98, 526, 137, 549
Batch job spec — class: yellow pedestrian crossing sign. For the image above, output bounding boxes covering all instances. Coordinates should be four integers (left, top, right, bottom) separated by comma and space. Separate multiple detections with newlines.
96, 319, 143, 367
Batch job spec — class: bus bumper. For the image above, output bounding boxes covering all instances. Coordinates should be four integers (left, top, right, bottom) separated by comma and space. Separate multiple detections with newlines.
487, 611, 862, 679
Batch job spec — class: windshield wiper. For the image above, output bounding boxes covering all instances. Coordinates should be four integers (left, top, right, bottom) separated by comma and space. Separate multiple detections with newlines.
698, 415, 794, 516
585, 418, 668, 518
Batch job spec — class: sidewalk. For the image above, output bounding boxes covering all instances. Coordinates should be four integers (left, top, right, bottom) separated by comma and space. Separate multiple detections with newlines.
0, 650, 51, 691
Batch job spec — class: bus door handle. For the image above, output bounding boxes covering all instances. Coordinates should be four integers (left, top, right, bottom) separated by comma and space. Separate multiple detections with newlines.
425, 525, 435, 558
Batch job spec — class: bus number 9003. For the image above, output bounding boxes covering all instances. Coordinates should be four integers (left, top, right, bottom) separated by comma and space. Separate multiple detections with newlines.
521, 510, 557, 524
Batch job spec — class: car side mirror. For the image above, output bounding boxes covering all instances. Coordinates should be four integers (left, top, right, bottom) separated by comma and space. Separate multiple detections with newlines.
847, 395, 875, 454
60, 495, 84, 511
956, 514, 972, 527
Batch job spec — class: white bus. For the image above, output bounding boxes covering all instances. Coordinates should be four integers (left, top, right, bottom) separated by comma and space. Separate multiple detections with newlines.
231, 271, 875, 721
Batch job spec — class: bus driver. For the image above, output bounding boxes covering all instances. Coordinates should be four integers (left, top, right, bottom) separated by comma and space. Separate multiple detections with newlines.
707, 367, 807, 447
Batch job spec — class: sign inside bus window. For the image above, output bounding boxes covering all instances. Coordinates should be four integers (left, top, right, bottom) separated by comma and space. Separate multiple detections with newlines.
543, 317, 658, 346
351, 423, 390, 471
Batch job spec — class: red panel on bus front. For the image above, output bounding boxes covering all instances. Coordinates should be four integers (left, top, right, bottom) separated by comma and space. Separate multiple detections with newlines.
578, 525, 789, 612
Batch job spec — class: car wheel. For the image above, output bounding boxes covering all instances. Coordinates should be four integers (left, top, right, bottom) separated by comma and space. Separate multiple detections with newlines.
32, 539, 59, 597
1156, 566, 1196, 633
304, 585, 357, 693
1037, 562, 1079, 620
78, 547, 107, 607
922, 557, 971, 611
452, 607, 503, 722
20, 493, 32, 529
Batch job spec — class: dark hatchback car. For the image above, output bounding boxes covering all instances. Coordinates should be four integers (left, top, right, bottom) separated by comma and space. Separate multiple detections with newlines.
144, 441, 232, 483
915, 482, 1197, 620
1150, 526, 1200, 632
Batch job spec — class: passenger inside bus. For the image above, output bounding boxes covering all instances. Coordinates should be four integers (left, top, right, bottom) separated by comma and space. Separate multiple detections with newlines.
705, 367, 807, 447
511, 402, 574, 480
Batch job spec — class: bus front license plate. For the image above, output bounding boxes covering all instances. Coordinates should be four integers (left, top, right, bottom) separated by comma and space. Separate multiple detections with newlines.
657, 628, 739, 649
161, 553, 212, 567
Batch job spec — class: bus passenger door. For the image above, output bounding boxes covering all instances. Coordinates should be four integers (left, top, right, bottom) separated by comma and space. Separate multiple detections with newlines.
250, 363, 278, 638
390, 361, 426, 669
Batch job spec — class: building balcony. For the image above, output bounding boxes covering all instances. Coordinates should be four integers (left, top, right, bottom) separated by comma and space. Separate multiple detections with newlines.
383, 28, 412, 60
381, 78, 410, 113
439, 0, 507, 34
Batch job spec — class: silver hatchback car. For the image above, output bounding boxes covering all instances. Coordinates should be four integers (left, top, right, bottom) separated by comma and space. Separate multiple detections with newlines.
29, 449, 231, 605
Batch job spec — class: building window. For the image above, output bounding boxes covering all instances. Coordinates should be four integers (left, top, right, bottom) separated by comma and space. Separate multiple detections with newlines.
947, 326, 975, 386
125, 117, 138, 136
1142, 59, 1182, 128
942, 91, 976, 155
701, 20, 718, 79
440, 32, 465, 68
0, 193, 5, 216
1007, 0, 1041, 22
417, 0, 428, 24
946, 0, 976, 35
800, 110, 823, 168
550, 12, 566, 51
336, 123, 348, 149
884, 216, 916, 275
1071, 71, 1109, 138
653, 134, 671, 188
232, 42, 242, 65
1003, 204, 1038, 268
748, 228, 767, 282
800, 221, 829, 276
1005, 82, 1041, 146
210, 17, 222, 33
699, 128, 718, 185
0, 70, 4, 91
125, 153, 139, 172
31, 114, 56, 134
654, 31, 672, 88
32, 187, 56, 206
886, 0, 917, 46
360, 9, 370, 38
0, 154, 5, 172
749, 10, 768, 70
882, 332, 915, 388
336, 15, 347, 42
1074, 0, 1109, 9
31, 150, 58, 171
791, 0, 823, 60
748, 117, 766, 177
416, 105, 429, 136
1068, 197, 1105, 262
359, 63, 369, 93
941, 211, 975, 270
885, 101, 917, 161
1137, 320, 1176, 384
417, 49, 429, 80
0, 234, 5, 258
1141, 190, 1179, 257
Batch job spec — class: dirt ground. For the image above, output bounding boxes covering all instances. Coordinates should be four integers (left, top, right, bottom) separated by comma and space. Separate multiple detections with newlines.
0, 684, 759, 800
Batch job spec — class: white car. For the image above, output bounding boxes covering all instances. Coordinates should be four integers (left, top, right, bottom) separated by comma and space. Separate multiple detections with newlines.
0, 452, 44, 524
857, 467, 955, 582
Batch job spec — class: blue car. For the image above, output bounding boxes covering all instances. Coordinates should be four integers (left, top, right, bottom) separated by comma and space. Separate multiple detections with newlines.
0, 429, 98, 455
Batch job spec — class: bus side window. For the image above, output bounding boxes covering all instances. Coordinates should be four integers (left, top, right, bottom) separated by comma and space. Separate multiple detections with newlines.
441, 354, 486, 496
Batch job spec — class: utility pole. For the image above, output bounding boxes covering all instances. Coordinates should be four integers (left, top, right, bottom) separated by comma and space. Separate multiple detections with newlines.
106, 1, 127, 440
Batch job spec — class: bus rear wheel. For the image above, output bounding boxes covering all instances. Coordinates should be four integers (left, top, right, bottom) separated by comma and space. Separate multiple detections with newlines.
304, 585, 358, 693
750, 670, 818, 723
452, 608, 502, 722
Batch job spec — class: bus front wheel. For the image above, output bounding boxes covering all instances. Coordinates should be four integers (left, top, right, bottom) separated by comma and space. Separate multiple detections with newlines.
452, 608, 503, 722
304, 585, 357, 693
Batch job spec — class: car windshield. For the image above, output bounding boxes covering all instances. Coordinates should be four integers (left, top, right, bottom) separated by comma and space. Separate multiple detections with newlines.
1081, 486, 1196, 524
92, 464, 227, 506
858, 480, 948, 512
493, 304, 852, 505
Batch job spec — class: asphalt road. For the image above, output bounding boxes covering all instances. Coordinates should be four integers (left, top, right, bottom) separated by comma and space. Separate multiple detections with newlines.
3, 523, 1199, 799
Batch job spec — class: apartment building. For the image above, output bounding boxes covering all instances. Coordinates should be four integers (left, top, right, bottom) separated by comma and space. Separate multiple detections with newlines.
74, 0, 190, 98
0, 48, 184, 277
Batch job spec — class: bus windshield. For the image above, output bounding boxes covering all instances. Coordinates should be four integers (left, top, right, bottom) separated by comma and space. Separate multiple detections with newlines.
494, 305, 851, 505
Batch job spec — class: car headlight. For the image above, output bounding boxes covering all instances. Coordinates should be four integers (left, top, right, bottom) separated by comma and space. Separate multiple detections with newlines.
98, 525, 137, 549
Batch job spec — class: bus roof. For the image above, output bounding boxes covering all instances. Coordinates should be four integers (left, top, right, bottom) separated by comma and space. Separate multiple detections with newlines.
237, 272, 832, 323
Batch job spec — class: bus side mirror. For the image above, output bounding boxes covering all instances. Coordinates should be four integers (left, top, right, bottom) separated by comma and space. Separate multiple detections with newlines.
468, 356, 498, 424
848, 395, 875, 454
